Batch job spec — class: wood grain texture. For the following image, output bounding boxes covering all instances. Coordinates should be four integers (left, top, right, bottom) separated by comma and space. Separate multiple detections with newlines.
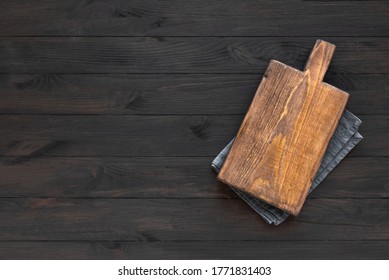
0, 0, 387, 260
0, 198, 387, 241
0, 157, 387, 199
0, 115, 386, 157
0, 241, 387, 260
0, 73, 387, 115
218, 41, 348, 215
0, 0, 387, 36
0, 37, 388, 74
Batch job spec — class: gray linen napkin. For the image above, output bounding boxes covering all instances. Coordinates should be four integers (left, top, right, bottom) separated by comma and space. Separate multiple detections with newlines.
212, 110, 363, 225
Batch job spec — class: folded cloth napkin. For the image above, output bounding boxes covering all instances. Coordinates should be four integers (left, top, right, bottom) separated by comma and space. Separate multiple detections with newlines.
212, 109, 363, 225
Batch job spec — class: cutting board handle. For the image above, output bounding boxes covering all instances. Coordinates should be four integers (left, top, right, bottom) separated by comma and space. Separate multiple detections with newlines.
304, 40, 336, 82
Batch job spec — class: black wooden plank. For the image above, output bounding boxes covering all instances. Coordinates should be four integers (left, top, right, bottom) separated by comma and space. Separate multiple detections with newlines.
0, 157, 387, 199
0, 241, 387, 260
0, 37, 388, 74
0, 198, 387, 241
0, 73, 386, 115
0, 115, 386, 156
0, 0, 387, 36
348, 115, 389, 157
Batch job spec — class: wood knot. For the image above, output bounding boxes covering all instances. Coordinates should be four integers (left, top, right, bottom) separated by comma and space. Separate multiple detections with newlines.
150, 17, 167, 28
190, 116, 210, 140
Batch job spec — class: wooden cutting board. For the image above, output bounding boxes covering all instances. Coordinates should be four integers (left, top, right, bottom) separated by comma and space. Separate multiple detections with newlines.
217, 40, 349, 216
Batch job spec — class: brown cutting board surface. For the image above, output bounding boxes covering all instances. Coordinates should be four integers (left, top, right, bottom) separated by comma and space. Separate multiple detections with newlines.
217, 40, 349, 216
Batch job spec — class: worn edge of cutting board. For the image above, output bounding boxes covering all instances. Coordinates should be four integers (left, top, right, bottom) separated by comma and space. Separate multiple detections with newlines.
217, 40, 349, 216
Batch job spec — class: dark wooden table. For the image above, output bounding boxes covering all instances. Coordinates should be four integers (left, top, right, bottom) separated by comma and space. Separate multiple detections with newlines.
0, 0, 388, 259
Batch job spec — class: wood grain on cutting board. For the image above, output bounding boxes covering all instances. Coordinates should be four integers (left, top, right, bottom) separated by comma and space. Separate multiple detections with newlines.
217, 40, 349, 215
